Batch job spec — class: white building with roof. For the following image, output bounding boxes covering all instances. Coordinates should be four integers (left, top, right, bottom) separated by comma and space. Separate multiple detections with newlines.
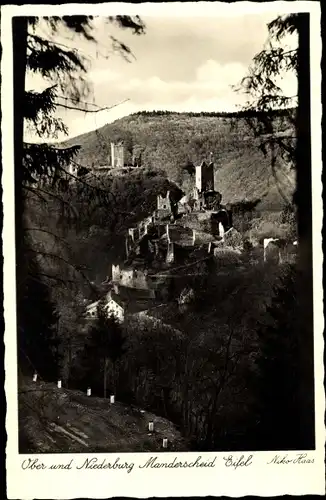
103, 294, 125, 323
85, 294, 125, 323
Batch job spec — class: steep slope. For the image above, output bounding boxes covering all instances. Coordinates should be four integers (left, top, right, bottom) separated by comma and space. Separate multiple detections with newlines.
214, 141, 295, 210
19, 380, 188, 453
64, 111, 295, 211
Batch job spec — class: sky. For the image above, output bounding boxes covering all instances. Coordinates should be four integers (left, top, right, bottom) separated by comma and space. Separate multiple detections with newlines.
25, 11, 298, 142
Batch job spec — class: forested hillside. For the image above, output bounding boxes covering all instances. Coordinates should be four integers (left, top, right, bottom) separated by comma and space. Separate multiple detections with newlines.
64, 110, 296, 210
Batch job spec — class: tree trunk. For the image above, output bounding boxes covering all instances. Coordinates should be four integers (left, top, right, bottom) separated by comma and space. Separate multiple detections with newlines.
103, 358, 108, 398
113, 361, 118, 396
66, 336, 72, 388
13, 18, 28, 335
296, 13, 315, 450
13, 17, 28, 242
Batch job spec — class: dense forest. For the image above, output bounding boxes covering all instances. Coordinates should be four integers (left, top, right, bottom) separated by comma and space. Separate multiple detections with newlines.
129, 108, 296, 118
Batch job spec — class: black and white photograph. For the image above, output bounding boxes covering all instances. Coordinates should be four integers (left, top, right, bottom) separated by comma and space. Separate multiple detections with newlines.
2, 1, 324, 497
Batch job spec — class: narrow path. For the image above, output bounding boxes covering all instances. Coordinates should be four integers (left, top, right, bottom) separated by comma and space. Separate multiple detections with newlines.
49, 422, 89, 447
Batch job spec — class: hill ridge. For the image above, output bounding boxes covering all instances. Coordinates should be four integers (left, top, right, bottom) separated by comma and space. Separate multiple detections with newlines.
64, 111, 295, 210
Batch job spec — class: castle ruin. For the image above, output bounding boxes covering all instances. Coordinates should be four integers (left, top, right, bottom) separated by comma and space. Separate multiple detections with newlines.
157, 191, 171, 211
110, 142, 125, 168
112, 264, 149, 290
195, 160, 214, 193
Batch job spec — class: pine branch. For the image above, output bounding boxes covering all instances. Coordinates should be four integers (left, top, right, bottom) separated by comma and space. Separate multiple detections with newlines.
28, 16, 96, 43
23, 142, 81, 182
56, 94, 105, 109
23, 185, 79, 219
26, 33, 92, 102
26, 114, 69, 139
55, 96, 130, 113
29, 271, 76, 287
26, 248, 96, 291
24, 86, 69, 139
57, 162, 119, 211
268, 14, 300, 40
23, 227, 72, 250
42, 35, 111, 60
33, 30, 115, 62
23, 185, 48, 202
107, 15, 146, 36
24, 86, 58, 120
27, 33, 88, 76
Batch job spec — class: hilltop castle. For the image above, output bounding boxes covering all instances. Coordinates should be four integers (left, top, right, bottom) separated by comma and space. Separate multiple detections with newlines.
195, 160, 214, 193
110, 142, 125, 168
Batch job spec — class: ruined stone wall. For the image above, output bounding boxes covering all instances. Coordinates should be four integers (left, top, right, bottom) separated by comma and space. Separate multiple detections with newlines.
112, 264, 121, 282
120, 269, 134, 287
111, 264, 149, 289
132, 269, 149, 289
157, 191, 171, 211
210, 210, 231, 236
137, 215, 154, 238
166, 242, 175, 264
128, 228, 137, 242
177, 212, 212, 233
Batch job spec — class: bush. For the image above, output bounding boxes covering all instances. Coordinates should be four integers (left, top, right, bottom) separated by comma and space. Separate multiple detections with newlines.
223, 228, 243, 249
247, 210, 296, 244
213, 247, 242, 265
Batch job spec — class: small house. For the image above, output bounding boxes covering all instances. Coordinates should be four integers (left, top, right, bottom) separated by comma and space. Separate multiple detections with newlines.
85, 294, 125, 323
104, 294, 125, 323
85, 300, 100, 319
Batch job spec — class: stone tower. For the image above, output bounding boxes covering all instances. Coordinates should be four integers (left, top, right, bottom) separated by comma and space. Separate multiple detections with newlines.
157, 191, 171, 211
195, 160, 214, 193
110, 142, 124, 168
